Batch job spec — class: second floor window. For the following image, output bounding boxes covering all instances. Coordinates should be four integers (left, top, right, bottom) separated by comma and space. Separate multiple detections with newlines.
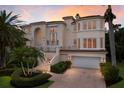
83, 21, 87, 30
100, 38, 103, 48
83, 38, 96, 48
93, 38, 96, 48
77, 38, 80, 48
83, 20, 96, 30
88, 38, 92, 48
77, 23, 80, 32
93, 20, 96, 29
88, 21, 92, 29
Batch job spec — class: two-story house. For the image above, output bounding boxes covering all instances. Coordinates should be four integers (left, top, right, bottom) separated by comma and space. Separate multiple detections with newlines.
21, 14, 107, 69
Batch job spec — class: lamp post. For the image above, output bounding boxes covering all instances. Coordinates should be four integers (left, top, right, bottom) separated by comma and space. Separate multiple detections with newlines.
104, 5, 116, 66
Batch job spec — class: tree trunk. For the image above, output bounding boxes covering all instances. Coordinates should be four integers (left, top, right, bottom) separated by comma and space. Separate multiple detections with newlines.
27, 62, 29, 75
20, 62, 27, 76
0, 42, 6, 68
108, 19, 117, 66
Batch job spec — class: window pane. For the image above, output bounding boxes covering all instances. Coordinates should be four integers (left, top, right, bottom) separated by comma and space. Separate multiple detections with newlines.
76, 38, 80, 48
93, 20, 96, 29
100, 38, 103, 48
88, 21, 91, 29
57, 40, 59, 45
77, 23, 80, 32
88, 38, 92, 48
83, 21, 87, 30
83, 39, 87, 48
47, 40, 49, 45
93, 39, 96, 48
74, 39, 77, 48
78, 38, 80, 48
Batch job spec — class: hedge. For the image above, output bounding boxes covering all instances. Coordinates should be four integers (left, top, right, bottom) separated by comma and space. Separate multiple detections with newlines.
100, 62, 120, 86
11, 69, 52, 87
50, 61, 72, 74
0, 68, 16, 76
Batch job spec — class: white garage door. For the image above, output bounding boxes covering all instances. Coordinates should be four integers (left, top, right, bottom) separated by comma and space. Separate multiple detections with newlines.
72, 56, 101, 69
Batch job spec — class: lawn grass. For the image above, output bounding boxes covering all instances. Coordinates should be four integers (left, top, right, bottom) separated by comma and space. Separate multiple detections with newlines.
0, 76, 54, 88
0, 76, 14, 88
109, 62, 124, 88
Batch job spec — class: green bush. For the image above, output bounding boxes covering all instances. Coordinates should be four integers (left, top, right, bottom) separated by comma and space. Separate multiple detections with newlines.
20, 61, 37, 68
8, 61, 37, 68
65, 61, 72, 68
0, 68, 16, 76
11, 69, 52, 87
6, 63, 18, 68
51, 61, 72, 73
100, 62, 120, 86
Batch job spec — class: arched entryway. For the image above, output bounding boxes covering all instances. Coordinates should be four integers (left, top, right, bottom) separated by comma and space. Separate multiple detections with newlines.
34, 27, 43, 46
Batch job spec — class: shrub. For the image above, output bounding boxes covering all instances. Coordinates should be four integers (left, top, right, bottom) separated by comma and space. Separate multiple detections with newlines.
65, 61, 72, 68
11, 69, 52, 87
0, 68, 16, 76
100, 62, 120, 86
7, 60, 37, 68
51, 61, 72, 73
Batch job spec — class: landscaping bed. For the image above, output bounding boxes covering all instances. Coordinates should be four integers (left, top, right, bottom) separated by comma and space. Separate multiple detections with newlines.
11, 69, 52, 88
0, 68, 17, 76
50, 61, 72, 74
100, 62, 123, 87
0, 76, 54, 88
109, 62, 124, 88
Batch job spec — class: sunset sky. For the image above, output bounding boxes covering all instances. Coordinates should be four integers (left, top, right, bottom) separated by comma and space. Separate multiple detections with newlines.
0, 5, 124, 26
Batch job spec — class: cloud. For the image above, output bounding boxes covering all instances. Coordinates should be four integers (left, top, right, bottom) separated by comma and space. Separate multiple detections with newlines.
2, 5, 123, 26
19, 9, 32, 21
47, 5, 107, 21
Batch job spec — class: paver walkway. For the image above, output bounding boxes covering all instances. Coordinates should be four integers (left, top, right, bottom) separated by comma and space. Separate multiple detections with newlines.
49, 68, 106, 88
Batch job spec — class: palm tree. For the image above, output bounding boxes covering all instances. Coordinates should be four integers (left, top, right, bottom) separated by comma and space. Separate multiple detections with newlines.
104, 5, 116, 66
0, 10, 26, 68
8, 47, 44, 76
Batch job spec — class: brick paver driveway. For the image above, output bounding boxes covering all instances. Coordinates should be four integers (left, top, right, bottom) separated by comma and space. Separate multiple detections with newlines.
49, 68, 106, 88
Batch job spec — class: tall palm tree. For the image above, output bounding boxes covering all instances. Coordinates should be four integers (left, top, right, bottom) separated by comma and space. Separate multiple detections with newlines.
104, 5, 116, 66
0, 10, 26, 68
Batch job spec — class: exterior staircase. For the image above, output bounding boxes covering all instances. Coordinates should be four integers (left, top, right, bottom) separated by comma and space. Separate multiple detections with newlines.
34, 47, 60, 72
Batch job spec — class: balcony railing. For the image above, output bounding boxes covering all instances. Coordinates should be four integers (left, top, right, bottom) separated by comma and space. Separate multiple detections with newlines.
47, 40, 59, 45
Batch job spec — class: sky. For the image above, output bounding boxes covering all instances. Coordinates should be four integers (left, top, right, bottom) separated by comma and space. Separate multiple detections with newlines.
0, 5, 124, 27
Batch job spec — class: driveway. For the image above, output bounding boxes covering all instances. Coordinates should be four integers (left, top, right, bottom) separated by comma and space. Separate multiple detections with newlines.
49, 68, 106, 88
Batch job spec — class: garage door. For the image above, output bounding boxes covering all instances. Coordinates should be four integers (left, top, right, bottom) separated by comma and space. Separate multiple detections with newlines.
72, 56, 101, 69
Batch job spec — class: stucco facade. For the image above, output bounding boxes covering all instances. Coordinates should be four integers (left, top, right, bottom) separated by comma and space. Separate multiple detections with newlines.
21, 14, 106, 69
